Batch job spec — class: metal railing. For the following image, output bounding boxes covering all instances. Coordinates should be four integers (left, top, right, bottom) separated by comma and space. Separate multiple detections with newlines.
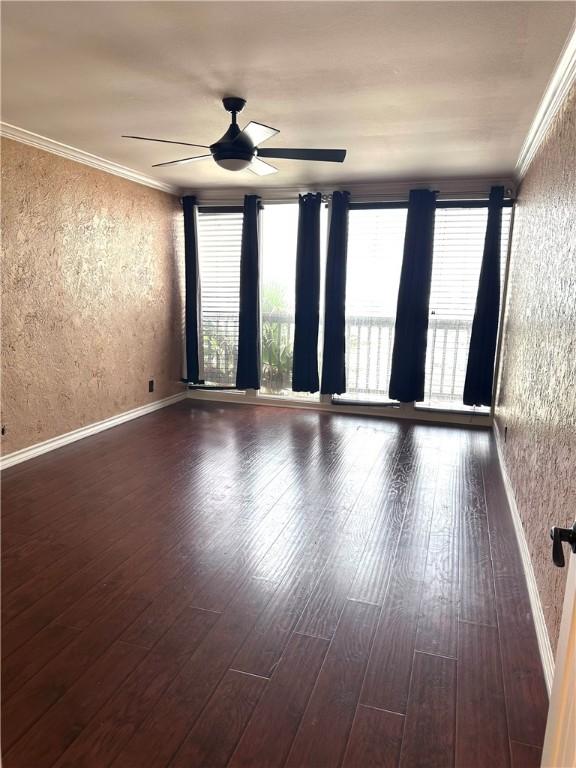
201, 312, 473, 404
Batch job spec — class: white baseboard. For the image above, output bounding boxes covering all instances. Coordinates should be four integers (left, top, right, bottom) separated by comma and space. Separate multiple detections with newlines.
493, 421, 555, 694
0, 392, 186, 470
186, 389, 493, 427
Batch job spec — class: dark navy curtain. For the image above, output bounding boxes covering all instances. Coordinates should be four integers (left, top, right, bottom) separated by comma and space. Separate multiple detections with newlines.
292, 193, 322, 392
321, 191, 350, 395
463, 186, 505, 406
236, 195, 261, 389
183, 195, 201, 383
389, 189, 437, 402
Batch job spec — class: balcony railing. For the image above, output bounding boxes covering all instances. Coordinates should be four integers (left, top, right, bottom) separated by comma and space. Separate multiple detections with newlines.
201, 311, 475, 406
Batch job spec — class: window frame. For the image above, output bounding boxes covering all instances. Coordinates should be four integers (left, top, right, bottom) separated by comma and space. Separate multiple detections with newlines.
187, 196, 515, 421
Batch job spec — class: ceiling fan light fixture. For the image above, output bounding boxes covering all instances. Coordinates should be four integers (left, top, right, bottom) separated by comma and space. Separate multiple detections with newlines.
214, 156, 252, 171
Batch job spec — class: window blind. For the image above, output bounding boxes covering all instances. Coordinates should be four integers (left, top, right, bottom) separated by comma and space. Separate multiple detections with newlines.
421, 207, 512, 409
196, 210, 243, 386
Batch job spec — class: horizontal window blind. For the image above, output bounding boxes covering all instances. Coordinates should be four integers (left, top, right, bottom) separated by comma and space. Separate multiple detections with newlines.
197, 210, 243, 386
338, 208, 408, 402
421, 207, 512, 410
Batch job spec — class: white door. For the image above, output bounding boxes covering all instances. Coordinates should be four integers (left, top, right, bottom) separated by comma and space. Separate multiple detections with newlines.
542, 534, 576, 768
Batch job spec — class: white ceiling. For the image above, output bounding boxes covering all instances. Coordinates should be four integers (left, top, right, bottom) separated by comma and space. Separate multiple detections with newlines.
2, 1, 574, 193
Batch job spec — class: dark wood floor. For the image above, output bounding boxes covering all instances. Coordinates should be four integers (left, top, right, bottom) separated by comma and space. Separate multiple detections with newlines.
2, 401, 548, 768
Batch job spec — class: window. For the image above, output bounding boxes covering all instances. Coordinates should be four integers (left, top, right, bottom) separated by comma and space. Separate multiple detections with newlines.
260, 203, 328, 398
197, 209, 243, 386
420, 207, 512, 410
194, 199, 512, 412
337, 208, 408, 402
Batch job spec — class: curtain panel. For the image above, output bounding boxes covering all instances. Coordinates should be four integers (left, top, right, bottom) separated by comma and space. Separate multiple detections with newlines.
183, 195, 201, 383
463, 185, 505, 406
321, 191, 350, 395
292, 193, 322, 392
389, 189, 437, 402
236, 195, 261, 389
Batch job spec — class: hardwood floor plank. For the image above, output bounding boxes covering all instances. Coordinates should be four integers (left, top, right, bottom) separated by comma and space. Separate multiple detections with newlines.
459, 436, 497, 626
229, 632, 329, 768
360, 540, 427, 713
415, 531, 459, 658
342, 705, 404, 768
54, 543, 193, 631
294, 530, 373, 640
2, 537, 70, 593
2, 535, 155, 657
4, 429, 295, 649
169, 669, 267, 768
188, 426, 378, 617
4, 640, 148, 768
285, 599, 379, 768
399, 651, 457, 768
52, 607, 218, 768
110, 577, 277, 768
359, 448, 440, 716
2, 623, 81, 701
481, 438, 549, 748
415, 456, 462, 658
510, 740, 542, 768
119, 558, 216, 649
344, 433, 412, 606
349, 433, 440, 608
231, 537, 330, 676
456, 621, 510, 768
119, 497, 296, 649
293, 432, 408, 641
2, 596, 149, 751
117, 434, 335, 649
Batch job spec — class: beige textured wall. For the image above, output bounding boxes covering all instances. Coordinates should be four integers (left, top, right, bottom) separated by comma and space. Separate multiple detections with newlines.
1, 138, 183, 453
496, 84, 576, 654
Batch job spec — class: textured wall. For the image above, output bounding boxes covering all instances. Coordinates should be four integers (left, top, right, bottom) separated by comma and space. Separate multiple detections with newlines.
496, 84, 576, 654
1, 138, 183, 453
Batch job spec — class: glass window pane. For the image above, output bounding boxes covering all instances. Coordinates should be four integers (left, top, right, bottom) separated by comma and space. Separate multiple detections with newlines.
337, 208, 407, 402
260, 203, 327, 399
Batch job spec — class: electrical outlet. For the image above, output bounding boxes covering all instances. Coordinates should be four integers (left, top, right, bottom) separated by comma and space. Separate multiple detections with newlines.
148, 379, 154, 393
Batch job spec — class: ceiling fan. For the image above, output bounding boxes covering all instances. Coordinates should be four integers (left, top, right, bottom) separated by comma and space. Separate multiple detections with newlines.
122, 97, 347, 176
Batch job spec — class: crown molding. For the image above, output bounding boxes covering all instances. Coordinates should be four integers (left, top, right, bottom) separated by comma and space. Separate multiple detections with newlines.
516, 21, 576, 180
0, 122, 516, 202
0, 122, 179, 196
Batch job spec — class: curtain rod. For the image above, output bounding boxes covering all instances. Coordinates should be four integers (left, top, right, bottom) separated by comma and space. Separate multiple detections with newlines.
179, 179, 516, 206
184, 189, 516, 207
190, 195, 515, 210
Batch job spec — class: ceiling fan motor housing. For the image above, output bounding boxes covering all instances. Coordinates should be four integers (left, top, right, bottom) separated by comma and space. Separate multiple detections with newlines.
211, 109, 255, 170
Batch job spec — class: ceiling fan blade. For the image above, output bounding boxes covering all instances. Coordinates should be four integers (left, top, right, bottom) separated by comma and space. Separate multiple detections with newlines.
123, 135, 209, 149
257, 148, 346, 163
152, 154, 211, 168
236, 121, 279, 146
247, 157, 278, 176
